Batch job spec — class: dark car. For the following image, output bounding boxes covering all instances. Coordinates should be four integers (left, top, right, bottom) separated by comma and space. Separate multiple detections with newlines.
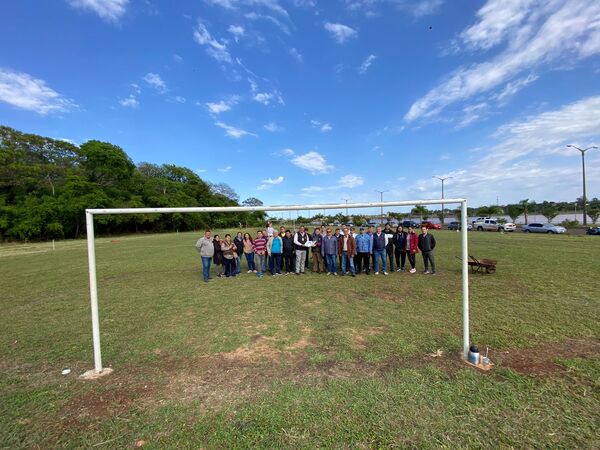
402, 220, 420, 228
448, 221, 473, 231
586, 226, 600, 235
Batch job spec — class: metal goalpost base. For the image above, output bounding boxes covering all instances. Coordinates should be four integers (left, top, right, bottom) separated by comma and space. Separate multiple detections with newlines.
84, 198, 470, 375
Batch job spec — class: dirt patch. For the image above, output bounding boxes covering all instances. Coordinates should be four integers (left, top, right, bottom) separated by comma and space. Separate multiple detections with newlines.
351, 326, 384, 350
492, 338, 600, 376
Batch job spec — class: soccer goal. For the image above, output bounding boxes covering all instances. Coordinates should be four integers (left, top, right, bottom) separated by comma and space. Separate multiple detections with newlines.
83, 198, 470, 377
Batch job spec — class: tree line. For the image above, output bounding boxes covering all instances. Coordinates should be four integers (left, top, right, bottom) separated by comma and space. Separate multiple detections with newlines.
0, 126, 265, 241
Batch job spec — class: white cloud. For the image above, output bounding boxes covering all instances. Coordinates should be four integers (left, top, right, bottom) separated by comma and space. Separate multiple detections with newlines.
193, 22, 233, 63
228, 24, 245, 42
264, 122, 283, 132
245, 12, 290, 34
218, 165, 233, 172
311, 119, 333, 132
143, 73, 166, 92
324, 22, 357, 43
253, 91, 284, 105
398, 0, 444, 17
408, 95, 600, 205
215, 121, 257, 138
289, 47, 303, 62
130, 83, 141, 94
206, 0, 289, 17
196, 168, 207, 173
67, 0, 128, 23
291, 151, 334, 174
119, 94, 138, 107
173, 96, 186, 103
359, 54, 376, 74
492, 74, 539, 104
173, 54, 184, 63
0, 68, 77, 115
338, 174, 364, 188
280, 148, 295, 156
205, 96, 239, 114
257, 175, 284, 190
405, 0, 600, 123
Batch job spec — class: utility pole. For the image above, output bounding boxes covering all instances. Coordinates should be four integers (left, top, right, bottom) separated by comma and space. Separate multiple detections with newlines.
432, 176, 453, 225
374, 190, 388, 225
567, 145, 598, 225
341, 197, 351, 216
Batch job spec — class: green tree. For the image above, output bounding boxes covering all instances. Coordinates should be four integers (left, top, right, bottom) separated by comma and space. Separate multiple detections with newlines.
411, 205, 428, 222
506, 204, 524, 222
519, 199, 536, 224
587, 208, 600, 224
540, 203, 559, 223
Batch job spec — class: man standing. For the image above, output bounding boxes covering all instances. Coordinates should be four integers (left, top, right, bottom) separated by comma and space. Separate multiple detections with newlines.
418, 225, 437, 274
282, 229, 295, 274
311, 228, 324, 273
334, 228, 343, 270
267, 230, 283, 275
383, 223, 395, 272
321, 228, 339, 275
338, 228, 357, 276
293, 226, 311, 274
355, 227, 372, 275
195, 230, 214, 283
372, 226, 389, 275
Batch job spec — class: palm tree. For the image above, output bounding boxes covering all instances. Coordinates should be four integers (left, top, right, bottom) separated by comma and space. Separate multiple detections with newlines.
519, 199, 536, 224
506, 204, 524, 223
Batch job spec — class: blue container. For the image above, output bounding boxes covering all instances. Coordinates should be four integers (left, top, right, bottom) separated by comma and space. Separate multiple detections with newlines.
468, 345, 480, 364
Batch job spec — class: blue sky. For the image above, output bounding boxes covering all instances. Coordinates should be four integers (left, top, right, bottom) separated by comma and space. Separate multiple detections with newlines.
1, 0, 600, 211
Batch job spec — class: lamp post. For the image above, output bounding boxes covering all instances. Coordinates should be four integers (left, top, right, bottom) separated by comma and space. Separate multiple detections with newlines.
341, 197, 351, 216
432, 176, 453, 224
567, 145, 598, 225
375, 190, 388, 225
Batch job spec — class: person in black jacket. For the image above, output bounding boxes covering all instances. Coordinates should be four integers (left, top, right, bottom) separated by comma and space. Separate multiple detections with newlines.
282, 230, 296, 273
233, 231, 244, 274
384, 223, 395, 272
417, 226, 436, 274
212, 234, 224, 278
393, 226, 407, 272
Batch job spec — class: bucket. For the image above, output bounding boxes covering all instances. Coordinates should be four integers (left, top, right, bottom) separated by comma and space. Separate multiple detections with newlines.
468, 345, 480, 364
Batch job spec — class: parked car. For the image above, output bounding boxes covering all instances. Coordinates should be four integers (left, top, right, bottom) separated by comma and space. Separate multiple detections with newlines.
421, 221, 442, 230
498, 222, 516, 232
402, 220, 420, 228
473, 218, 499, 231
522, 223, 567, 234
471, 216, 491, 225
586, 226, 600, 235
448, 221, 472, 231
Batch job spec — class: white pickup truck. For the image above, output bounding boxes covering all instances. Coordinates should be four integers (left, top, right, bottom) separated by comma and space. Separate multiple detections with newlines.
473, 218, 499, 231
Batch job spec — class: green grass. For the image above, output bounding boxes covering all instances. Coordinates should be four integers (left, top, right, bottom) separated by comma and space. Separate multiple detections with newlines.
1, 230, 599, 448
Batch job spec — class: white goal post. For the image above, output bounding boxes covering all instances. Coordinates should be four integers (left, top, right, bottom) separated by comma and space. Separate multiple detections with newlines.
85, 198, 470, 374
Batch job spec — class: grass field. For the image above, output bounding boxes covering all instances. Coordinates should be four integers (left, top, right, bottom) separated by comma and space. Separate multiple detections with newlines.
1, 230, 599, 448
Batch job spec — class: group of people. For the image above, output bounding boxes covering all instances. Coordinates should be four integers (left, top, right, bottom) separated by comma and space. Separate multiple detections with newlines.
195, 222, 437, 282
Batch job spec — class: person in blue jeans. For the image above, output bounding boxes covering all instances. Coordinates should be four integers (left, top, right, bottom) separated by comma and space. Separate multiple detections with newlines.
372, 226, 389, 275
321, 228, 339, 275
195, 230, 215, 283
267, 230, 283, 275
338, 228, 357, 277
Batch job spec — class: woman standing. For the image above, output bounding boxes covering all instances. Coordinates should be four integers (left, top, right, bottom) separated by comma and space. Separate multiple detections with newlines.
221, 234, 237, 277
393, 226, 407, 272
253, 230, 267, 278
243, 233, 256, 273
212, 234, 224, 278
233, 231, 244, 274
406, 226, 419, 274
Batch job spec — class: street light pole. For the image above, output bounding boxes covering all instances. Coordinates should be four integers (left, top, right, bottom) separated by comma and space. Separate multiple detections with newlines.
341, 197, 351, 216
374, 190, 388, 225
567, 145, 598, 225
432, 176, 453, 225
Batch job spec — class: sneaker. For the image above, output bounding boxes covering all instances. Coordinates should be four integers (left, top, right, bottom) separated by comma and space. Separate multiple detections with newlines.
424, 270, 430, 274
326, 272, 331, 276
409, 268, 416, 274
247, 270, 252, 274
383, 272, 389, 276
374, 272, 379, 275
396, 268, 401, 272
400, 268, 405, 272
333, 272, 338, 276
351, 273, 356, 277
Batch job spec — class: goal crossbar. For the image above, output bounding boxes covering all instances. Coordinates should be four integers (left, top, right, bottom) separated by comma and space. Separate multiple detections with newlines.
85, 198, 470, 374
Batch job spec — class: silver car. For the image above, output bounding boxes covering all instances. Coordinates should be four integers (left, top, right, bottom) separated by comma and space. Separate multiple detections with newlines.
521, 223, 567, 234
